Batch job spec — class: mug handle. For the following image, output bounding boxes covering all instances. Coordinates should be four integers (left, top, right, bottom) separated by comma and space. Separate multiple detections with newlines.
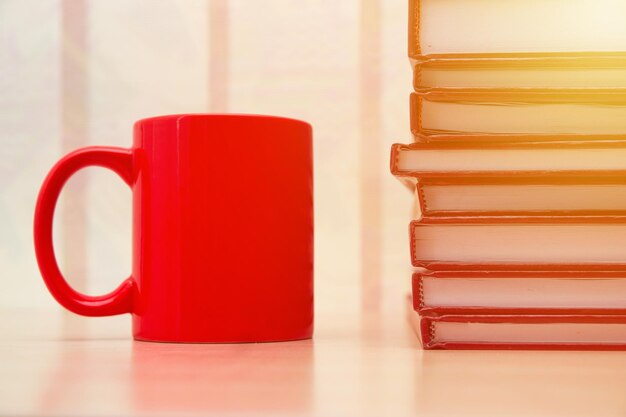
34, 146, 136, 316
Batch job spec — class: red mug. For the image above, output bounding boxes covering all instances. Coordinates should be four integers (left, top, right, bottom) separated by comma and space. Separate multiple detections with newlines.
34, 114, 313, 343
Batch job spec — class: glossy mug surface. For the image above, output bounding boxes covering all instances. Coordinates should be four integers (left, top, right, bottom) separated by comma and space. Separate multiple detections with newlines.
34, 114, 313, 343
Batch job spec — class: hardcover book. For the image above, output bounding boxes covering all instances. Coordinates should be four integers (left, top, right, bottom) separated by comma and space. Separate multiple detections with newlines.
413, 53, 626, 91
413, 270, 626, 315
409, 0, 626, 56
391, 141, 626, 177
414, 176, 626, 217
410, 216, 626, 270
415, 313, 626, 350
410, 90, 626, 138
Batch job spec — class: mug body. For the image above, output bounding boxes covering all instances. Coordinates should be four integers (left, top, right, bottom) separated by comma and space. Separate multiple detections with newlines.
131, 114, 313, 342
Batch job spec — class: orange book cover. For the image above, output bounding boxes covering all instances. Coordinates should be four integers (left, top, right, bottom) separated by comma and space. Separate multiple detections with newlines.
414, 176, 626, 217
408, 0, 626, 58
390, 141, 626, 178
409, 90, 626, 140
412, 52, 626, 91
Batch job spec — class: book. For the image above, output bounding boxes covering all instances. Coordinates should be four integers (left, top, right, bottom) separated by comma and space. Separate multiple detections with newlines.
409, 0, 626, 56
410, 90, 626, 138
391, 141, 626, 177
413, 270, 626, 315
410, 216, 626, 270
415, 313, 626, 350
415, 176, 626, 217
413, 53, 626, 90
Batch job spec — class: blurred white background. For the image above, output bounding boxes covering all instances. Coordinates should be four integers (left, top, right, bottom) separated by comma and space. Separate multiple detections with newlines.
0, 0, 411, 320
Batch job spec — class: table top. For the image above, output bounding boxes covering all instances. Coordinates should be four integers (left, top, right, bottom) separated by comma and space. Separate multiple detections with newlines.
2, 308, 626, 417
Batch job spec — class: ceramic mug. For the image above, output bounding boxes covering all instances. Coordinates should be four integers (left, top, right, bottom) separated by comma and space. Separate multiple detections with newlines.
34, 114, 313, 343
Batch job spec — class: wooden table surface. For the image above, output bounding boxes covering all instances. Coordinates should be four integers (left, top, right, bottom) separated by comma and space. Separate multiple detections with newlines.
2, 309, 626, 417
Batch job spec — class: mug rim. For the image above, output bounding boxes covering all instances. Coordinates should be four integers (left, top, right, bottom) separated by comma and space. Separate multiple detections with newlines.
134, 113, 311, 130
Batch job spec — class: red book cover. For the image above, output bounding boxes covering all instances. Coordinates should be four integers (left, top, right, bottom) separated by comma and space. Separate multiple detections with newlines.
410, 215, 626, 270
414, 176, 626, 218
415, 313, 626, 350
413, 270, 626, 316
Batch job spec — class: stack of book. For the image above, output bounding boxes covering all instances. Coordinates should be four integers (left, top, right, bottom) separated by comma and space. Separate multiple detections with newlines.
391, 0, 626, 349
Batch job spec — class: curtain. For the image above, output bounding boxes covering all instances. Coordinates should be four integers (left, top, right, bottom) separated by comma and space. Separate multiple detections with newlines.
0, 0, 410, 315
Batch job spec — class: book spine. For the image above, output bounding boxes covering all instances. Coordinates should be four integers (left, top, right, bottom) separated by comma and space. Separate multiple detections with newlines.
419, 315, 435, 349
411, 274, 422, 311
409, 93, 421, 137
408, 0, 420, 58
415, 182, 429, 217
418, 306, 626, 317
412, 272, 626, 316
389, 143, 399, 174
419, 315, 626, 350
